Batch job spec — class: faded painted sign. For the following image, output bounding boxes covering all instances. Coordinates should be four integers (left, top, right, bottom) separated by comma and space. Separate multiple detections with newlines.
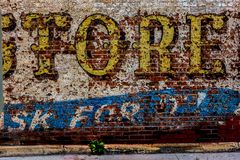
0, 0, 239, 144
2, 13, 234, 78
4, 88, 239, 131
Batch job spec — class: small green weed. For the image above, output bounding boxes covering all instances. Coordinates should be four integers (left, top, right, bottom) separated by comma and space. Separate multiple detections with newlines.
88, 140, 105, 155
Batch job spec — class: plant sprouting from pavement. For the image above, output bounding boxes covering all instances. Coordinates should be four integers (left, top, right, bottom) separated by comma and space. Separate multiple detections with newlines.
88, 140, 105, 155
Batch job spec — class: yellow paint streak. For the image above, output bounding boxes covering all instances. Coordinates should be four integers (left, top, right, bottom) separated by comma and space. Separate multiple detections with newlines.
2, 42, 14, 75
34, 55, 52, 76
2, 15, 11, 29
139, 15, 174, 73
75, 14, 120, 76
2, 14, 16, 76
54, 14, 68, 27
22, 14, 40, 30
187, 14, 225, 74
22, 13, 71, 77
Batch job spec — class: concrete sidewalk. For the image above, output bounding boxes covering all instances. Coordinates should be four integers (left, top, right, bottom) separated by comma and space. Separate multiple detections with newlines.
2, 153, 240, 160
0, 143, 240, 157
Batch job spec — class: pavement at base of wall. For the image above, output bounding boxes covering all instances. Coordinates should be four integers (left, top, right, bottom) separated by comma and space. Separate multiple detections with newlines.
2, 153, 240, 160
0, 143, 240, 157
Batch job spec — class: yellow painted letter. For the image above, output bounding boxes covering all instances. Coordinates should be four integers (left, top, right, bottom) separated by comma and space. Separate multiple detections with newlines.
21, 13, 73, 79
75, 14, 120, 76
2, 14, 16, 77
187, 14, 225, 75
136, 15, 174, 74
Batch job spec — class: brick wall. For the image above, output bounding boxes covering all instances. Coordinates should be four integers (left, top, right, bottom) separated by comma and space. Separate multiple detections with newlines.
0, 0, 239, 145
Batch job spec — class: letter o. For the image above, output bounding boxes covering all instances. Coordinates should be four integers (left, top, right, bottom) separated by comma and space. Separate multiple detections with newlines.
75, 14, 120, 76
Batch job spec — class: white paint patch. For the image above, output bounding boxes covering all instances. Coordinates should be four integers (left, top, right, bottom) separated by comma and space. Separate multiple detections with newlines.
8, 111, 28, 131
169, 97, 178, 115
121, 102, 140, 122
29, 110, 52, 130
94, 105, 120, 123
197, 92, 207, 107
234, 103, 240, 115
70, 106, 93, 128
0, 112, 4, 130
